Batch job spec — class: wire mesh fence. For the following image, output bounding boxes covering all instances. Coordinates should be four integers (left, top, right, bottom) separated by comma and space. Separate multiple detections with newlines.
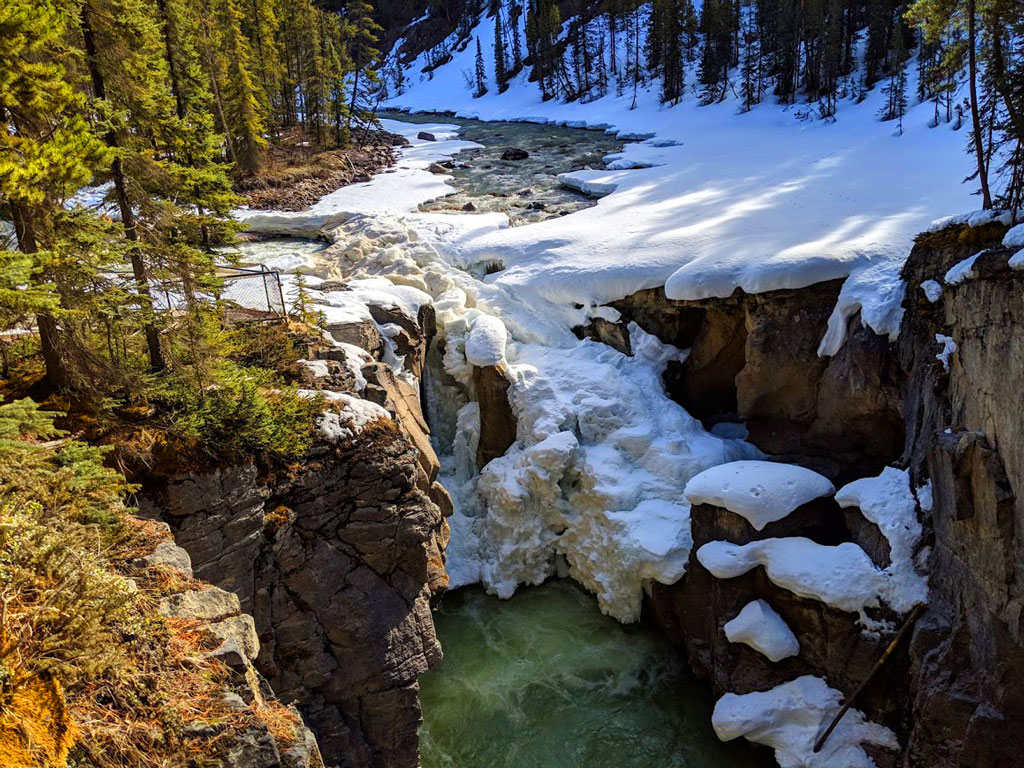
217, 265, 288, 321
149, 265, 288, 323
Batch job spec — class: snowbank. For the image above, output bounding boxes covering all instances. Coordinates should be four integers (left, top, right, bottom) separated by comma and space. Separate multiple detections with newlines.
724, 600, 800, 662
385, 11, 975, 350
712, 676, 899, 767
684, 461, 835, 530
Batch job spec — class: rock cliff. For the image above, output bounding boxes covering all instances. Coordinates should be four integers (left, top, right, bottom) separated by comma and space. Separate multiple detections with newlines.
615, 220, 1023, 766
140, 295, 449, 768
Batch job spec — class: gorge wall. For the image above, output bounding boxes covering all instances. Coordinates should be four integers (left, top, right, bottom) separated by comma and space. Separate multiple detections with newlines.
140, 298, 450, 768
607, 220, 1024, 766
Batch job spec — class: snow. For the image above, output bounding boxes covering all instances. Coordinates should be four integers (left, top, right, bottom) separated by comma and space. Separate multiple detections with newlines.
346, 277, 433, 321
935, 333, 956, 372
236, 120, 484, 235
1010, 250, 1024, 270
927, 209, 1016, 231
298, 359, 330, 379
817, 259, 906, 356
944, 251, 982, 284
1005, 223, 1024, 247
712, 676, 899, 768
298, 389, 390, 440
920, 279, 943, 303
684, 461, 835, 530
698, 538, 890, 615
384, 10, 975, 351
464, 314, 508, 367
724, 600, 800, 662
227, 4, 978, 624
835, 467, 928, 612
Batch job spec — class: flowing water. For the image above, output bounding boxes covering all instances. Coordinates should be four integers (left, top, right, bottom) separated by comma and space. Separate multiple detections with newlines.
380, 110, 629, 224
419, 580, 755, 768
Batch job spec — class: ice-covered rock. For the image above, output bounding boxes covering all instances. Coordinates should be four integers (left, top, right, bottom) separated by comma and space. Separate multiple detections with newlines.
723, 599, 800, 662
684, 461, 835, 531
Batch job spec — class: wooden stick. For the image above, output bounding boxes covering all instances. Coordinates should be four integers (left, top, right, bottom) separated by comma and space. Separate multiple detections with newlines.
812, 602, 925, 754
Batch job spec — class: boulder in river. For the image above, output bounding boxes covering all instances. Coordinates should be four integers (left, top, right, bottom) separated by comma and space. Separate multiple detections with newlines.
501, 147, 530, 161
417, 131, 436, 141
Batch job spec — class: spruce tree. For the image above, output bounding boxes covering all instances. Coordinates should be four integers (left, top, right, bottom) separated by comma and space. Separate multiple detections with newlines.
0, 0, 108, 387
494, 7, 509, 92
474, 37, 488, 96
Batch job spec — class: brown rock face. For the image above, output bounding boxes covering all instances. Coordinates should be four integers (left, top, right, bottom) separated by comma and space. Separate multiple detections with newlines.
142, 297, 448, 768
144, 422, 446, 768
612, 281, 904, 482
896, 225, 1024, 767
638, 221, 1024, 767
647, 496, 908, 759
473, 364, 517, 469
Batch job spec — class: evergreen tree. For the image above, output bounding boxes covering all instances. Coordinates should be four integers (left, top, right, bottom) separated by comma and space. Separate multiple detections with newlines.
0, 0, 109, 387
494, 6, 510, 93
345, 0, 383, 133
474, 37, 488, 96
880, 18, 910, 131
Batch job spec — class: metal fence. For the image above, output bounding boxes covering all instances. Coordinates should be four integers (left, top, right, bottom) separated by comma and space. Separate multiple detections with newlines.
217, 265, 288, 321
145, 264, 287, 323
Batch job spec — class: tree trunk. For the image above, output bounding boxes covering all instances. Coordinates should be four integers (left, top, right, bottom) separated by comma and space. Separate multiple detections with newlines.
80, 3, 166, 371
9, 201, 68, 390
967, 0, 993, 209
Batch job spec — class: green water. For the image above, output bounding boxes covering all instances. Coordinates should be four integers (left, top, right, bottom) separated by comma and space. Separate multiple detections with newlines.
419, 580, 756, 768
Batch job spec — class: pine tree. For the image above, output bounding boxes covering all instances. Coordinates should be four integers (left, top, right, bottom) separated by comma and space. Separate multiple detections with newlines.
345, 0, 383, 134
494, 7, 510, 92
474, 37, 488, 96
880, 18, 909, 131
0, 0, 109, 387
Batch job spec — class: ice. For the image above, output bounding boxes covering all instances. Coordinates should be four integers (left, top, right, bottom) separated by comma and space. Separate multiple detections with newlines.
835, 467, 928, 611
920, 279, 943, 302
724, 599, 800, 662
684, 461, 835, 531
712, 676, 899, 767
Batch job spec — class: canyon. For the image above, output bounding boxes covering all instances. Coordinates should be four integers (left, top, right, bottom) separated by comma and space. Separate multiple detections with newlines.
140, 114, 1023, 768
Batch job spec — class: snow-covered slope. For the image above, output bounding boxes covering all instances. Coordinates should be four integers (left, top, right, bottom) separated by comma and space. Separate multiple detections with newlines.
384, 12, 977, 347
